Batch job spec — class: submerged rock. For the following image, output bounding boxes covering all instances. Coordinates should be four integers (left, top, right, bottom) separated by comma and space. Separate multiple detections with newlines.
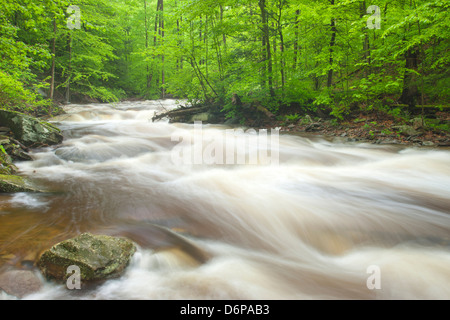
0, 109, 63, 148
37, 233, 136, 283
0, 270, 43, 299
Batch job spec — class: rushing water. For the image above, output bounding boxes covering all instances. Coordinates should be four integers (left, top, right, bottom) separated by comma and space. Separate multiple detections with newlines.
0, 100, 449, 300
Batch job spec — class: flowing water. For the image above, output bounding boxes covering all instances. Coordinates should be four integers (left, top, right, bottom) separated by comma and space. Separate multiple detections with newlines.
0, 100, 449, 300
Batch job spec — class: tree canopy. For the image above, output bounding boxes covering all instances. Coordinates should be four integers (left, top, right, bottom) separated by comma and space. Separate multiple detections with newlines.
0, 0, 448, 120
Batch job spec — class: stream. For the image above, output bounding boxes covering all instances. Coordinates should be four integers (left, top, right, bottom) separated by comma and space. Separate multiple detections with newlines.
1, 100, 449, 300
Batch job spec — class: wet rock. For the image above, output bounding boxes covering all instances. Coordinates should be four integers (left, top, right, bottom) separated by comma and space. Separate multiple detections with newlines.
0, 109, 63, 148
2, 137, 33, 161
37, 233, 136, 283
422, 141, 434, 146
0, 148, 17, 175
0, 270, 43, 299
0, 174, 43, 193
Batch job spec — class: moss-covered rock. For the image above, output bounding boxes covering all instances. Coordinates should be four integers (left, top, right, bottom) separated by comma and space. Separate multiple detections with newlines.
393, 125, 420, 137
0, 174, 41, 193
0, 109, 63, 147
0, 145, 18, 175
1, 135, 32, 162
37, 233, 136, 283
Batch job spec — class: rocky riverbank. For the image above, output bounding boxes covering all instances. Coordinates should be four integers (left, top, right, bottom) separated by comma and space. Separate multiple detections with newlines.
276, 112, 450, 148
0, 109, 63, 193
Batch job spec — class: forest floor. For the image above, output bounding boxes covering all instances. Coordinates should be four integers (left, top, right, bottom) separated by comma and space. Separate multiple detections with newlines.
271, 110, 450, 148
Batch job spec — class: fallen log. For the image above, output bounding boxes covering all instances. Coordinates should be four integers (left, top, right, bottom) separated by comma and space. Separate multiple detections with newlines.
152, 106, 210, 122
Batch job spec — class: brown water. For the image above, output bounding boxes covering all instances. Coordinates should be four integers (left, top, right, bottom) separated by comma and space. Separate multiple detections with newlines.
1, 100, 449, 300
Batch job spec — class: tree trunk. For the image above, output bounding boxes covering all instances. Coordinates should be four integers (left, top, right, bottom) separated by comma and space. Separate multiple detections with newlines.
259, 0, 274, 97
220, 5, 226, 48
293, 9, 300, 70
144, 0, 151, 89
160, 0, 165, 98
49, 19, 57, 101
400, 48, 420, 108
360, 1, 371, 76
399, 0, 420, 110
205, 15, 208, 79
177, 17, 181, 71
276, 1, 285, 90
211, 16, 224, 81
327, 0, 337, 89
66, 32, 72, 104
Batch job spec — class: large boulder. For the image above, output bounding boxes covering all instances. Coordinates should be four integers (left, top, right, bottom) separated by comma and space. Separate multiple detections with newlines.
0, 109, 63, 148
37, 233, 136, 283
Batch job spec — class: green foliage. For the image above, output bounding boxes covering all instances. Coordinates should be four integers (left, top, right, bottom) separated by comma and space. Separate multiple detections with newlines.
0, 71, 39, 111
83, 86, 120, 103
285, 114, 301, 122
425, 119, 450, 133
0, 0, 448, 120
381, 129, 394, 135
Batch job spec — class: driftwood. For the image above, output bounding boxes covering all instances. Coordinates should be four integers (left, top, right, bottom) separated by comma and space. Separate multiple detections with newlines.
151, 93, 275, 124
152, 106, 209, 122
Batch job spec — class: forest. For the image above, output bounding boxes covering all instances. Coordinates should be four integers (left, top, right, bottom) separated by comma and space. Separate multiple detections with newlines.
0, 0, 449, 132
